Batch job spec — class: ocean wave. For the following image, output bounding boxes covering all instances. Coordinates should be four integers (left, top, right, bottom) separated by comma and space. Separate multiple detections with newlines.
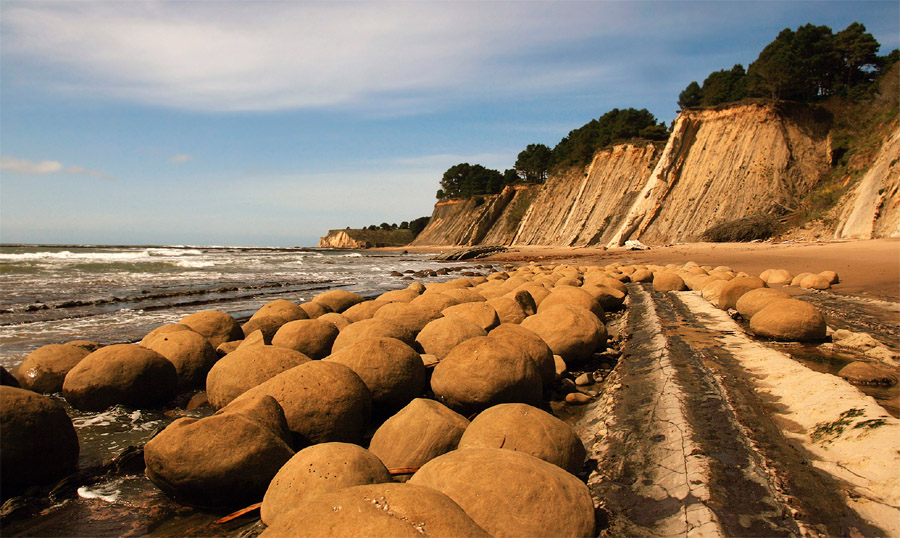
0, 248, 205, 263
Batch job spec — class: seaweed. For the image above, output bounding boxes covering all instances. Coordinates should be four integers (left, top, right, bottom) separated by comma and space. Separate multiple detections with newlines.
810, 408, 865, 442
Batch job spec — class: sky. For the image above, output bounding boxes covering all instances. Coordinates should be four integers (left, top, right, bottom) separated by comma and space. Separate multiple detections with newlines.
1, 1, 898, 247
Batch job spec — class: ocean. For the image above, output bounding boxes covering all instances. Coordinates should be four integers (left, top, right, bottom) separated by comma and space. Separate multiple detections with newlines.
0, 244, 485, 536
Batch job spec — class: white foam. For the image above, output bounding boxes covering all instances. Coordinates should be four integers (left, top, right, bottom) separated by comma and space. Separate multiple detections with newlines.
77, 483, 121, 503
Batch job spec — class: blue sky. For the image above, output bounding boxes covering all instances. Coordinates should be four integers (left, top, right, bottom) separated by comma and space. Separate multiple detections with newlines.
1, 1, 897, 247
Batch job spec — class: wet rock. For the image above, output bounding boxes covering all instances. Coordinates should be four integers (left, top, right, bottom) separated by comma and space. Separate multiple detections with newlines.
144, 394, 294, 509
271, 319, 339, 360
409, 448, 595, 538
368, 398, 469, 481
324, 337, 426, 413
652, 272, 686, 292
62, 344, 177, 411
259, 483, 491, 538
717, 277, 767, 310
489, 324, 556, 387
179, 310, 244, 349
143, 330, 219, 390
442, 302, 500, 332
261, 442, 391, 526
838, 361, 898, 386
521, 304, 607, 363
206, 345, 310, 409
16, 343, 92, 394
1, 386, 79, 494
458, 403, 586, 474
735, 287, 791, 319
312, 289, 365, 313
416, 317, 487, 360
749, 299, 827, 342
233, 360, 372, 447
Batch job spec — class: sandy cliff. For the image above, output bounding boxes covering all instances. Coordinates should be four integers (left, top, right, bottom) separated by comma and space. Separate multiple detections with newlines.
834, 122, 900, 239
319, 229, 414, 248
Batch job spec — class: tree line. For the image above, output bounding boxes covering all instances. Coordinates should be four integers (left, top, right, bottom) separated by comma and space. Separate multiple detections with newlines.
357, 216, 430, 236
678, 22, 897, 108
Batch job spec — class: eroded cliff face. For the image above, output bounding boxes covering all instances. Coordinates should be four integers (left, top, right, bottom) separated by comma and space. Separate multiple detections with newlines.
607, 103, 832, 246
319, 230, 371, 248
835, 122, 900, 239
512, 143, 660, 247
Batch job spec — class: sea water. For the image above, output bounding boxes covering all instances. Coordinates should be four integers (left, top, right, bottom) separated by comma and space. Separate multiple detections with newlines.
0, 244, 478, 536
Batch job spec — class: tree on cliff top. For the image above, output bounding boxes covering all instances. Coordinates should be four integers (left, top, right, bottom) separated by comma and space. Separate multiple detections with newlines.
515, 144, 552, 183
550, 108, 668, 171
437, 163, 507, 200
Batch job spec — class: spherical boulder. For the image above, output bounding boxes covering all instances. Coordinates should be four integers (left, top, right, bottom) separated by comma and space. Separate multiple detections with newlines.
409, 448, 595, 538
837, 361, 898, 386
373, 302, 443, 334
764, 269, 794, 285
144, 394, 294, 509
485, 296, 527, 324
233, 360, 372, 447
537, 286, 605, 321
819, 270, 840, 284
717, 277, 767, 310
215, 340, 241, 357
415, 317, 487, 360
430, 336, 542, 416
179, 310, 244, 348
701, 279, 730, 303
140, 323, 193, 346
324, 337, 426, 413
377, 288, 420, 303
652, 272, 686, 292
62, 344, 177, 411
343, 300, 390, 322
271, 319, 339, 359
312, 289, 365, 313
206, 345, 310, 409
521, 304, 606, 363
442, 302, 500, 332
411, 292, 458, 313
440, 287, 486, 304
790, 272, 815, 287
143, 329, 219, 390
735, 287, 791, 319
299, 301, 331, 319
317, 312, 353, 331
1, 386, 79, 493
749, 299, 827, 342
332, 317, 417, 352
251, 299, 308, 323
458, 403, 586, 474
631, 269, 653, 283
800, 273, 832, 290
16, 343, 92, 394
510, 283, 551, 306
260, 442, 392, 526
259, 483, 491, 538
489, 324, 556, 387
240, 316, 285, 343
368, 398, 469, 479
581, 284, 626, 311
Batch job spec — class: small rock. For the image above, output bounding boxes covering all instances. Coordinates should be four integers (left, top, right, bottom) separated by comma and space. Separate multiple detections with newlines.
574, 373, 593, 386
554, 355, 567, 380
564, 392, 591, 405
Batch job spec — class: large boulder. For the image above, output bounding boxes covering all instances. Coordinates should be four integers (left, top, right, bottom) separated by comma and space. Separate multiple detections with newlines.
234, 360, 372, 447
206, 345, 311, 409
271, 319, 339, 360
62, 344, 177, 411
16, 343, 91, 394
377, 288, 420, 303
486, 297, 527, 324
143, 330, 219, 390
717, 277, 767, 310
800, 273, 832, 290
489, 324, 556, 387
442, 302, 500, 332
521, 304, 606, 363
837, 361, 898, 386
144, 394, 294, 509
259, 483, 491, 538
343, 300, 390, 322
458, 403, 586, 474
251, 299, 308, 323
409, 448, 595, 538
312, 289, 365, 313
1, 386, 79, 493
430, 336, 542, 416
652, 272, 686, 292
318, 312, 352, 331
411, 292, 459, 313
700, 279, 730, 304
735, 287, 791, 319
140, 323, 193, 346
368, 398, 469, 479
749, 299, 827, 342
537, 286, 605, 321
260, 442, 392, 526
299, 301, 331, 319
763, 269, 794, 286
179, 310, 244, 348
373, 302, 443, 335
331, 318, 417, 351
439, 287, 486, 304
324, 337, 426, 413
415, 317, 487, 360
581, 284, 626, 312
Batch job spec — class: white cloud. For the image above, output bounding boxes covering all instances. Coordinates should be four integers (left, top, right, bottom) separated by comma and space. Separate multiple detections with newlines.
0, 2, 659, 113
0, 156, 63, 174
168, 153, 192, 164
1, 156, 115, 180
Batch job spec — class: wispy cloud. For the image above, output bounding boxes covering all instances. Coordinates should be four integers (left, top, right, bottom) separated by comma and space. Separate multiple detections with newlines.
1, 156, 116, 181
168, 153, 192, 164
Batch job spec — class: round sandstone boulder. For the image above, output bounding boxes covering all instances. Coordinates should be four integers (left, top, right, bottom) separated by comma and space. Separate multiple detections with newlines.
251, 299, 308, 323
735, 287, 791, 319
143, 329, 219, 390
537, 286, 605, 321
430, 336, 542, 416
485, 296, 527, 324
581, 284, 626, 311
259, 483, 491, 538
144, 394, 294, 509
179, 310, 244, 348
312, 289, 365, 313
458, 403, 586, 474
373, 302, 443, 334
411, 292, 458, 313
140, 323, 193, 346
800, 273, 832, 290
234, 360, 372, 447
1, 386, 79, 493
206, 345, 310, 409
652, 272, 686, 292
368, 398, 470, 479
332, 317, 417, 351
16, 343, 92, 394
749, 299, 827, 342
701, 279, 730, 304
299, 301, 331, 319
324, 337, 426, 413
343, 300, 389, 322
764, 269, 794, 285
441, 302, 500, 332
272, 319, 340, 360
409, 448, 595, 538
62, 344, 177, 411
415, 317, 487, 360
837, 361, 898, 386
261, 442, 392, 526
717, 277, 767, 310
489, 324, 556, 387
521, 304, 606, 363
317, 312, 352, 331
